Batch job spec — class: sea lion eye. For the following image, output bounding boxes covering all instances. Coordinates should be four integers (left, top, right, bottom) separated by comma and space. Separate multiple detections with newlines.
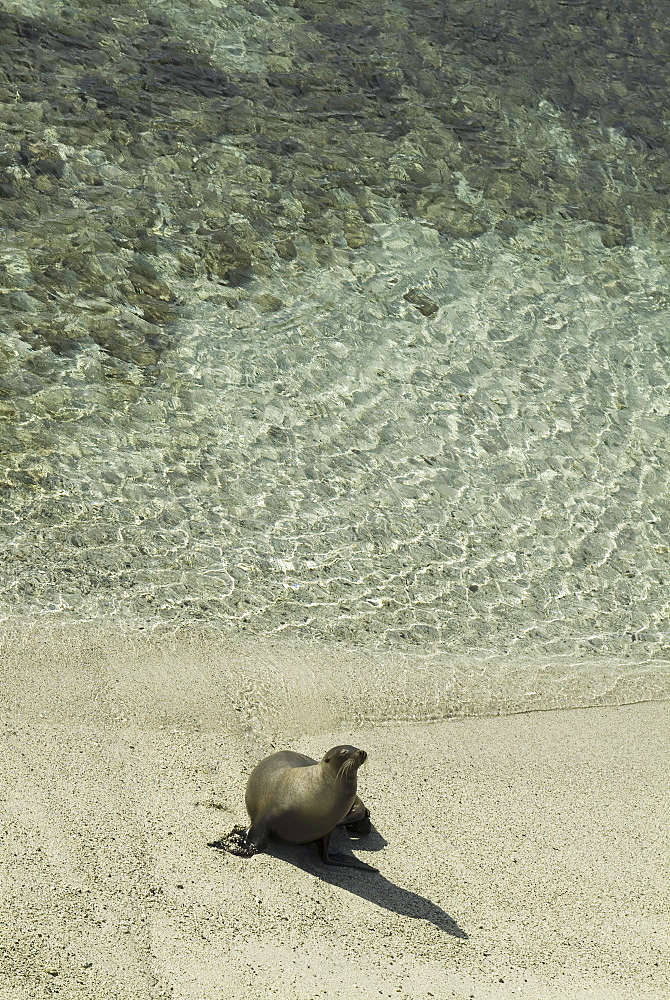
339, 749, 348, 755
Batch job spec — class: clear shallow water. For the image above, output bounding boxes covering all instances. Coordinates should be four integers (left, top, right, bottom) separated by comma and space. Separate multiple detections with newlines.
1, 0, 669, 713
4, 220, 670, 661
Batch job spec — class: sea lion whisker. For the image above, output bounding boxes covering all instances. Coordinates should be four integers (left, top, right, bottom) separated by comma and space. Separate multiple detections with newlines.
337, 755, 357, 780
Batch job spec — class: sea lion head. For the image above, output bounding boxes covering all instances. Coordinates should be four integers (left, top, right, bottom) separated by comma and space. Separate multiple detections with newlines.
321, 744, 367, 780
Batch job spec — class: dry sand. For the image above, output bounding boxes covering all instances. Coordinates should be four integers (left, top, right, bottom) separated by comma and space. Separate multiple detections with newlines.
1, 632, 668, 999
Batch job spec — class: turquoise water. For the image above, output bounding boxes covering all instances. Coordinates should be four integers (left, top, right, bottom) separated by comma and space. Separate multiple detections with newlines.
1, 0, 669, 713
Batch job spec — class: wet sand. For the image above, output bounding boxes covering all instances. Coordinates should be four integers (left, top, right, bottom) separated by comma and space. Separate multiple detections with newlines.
1, 638, 667, 999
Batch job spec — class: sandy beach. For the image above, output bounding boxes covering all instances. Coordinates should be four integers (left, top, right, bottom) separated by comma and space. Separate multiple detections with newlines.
1, 633, 667, 999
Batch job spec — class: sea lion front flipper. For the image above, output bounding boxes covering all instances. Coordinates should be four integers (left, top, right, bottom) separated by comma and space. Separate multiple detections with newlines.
318, 831, 378, 872
322, 849, 378, 872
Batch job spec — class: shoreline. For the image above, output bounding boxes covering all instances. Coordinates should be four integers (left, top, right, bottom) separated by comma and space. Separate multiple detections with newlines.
2, 624, 668, 731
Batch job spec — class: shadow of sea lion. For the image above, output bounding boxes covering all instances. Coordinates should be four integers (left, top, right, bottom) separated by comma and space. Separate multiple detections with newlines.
209, 824, 467, 938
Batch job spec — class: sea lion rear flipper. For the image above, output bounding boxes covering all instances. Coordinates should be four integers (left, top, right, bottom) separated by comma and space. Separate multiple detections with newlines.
245, 821, 269, 854
341, 799, 371, 836
207, 825, 256, 857
318, 831, 378, 872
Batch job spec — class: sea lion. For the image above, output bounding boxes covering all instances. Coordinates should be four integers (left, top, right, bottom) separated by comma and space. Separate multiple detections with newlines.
242, 744, 376, 871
